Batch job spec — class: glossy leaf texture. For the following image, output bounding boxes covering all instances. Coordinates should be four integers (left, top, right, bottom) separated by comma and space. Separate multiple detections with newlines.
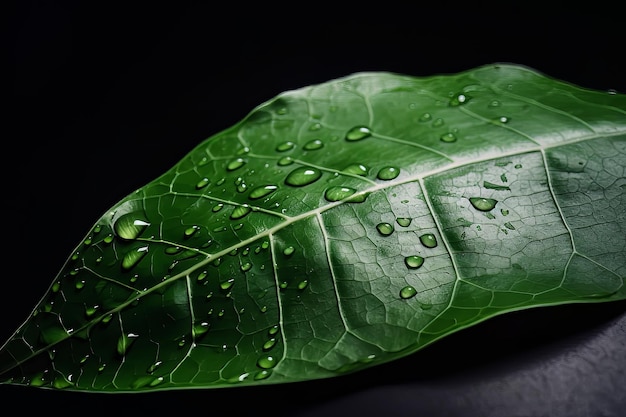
1, 64, 625, 392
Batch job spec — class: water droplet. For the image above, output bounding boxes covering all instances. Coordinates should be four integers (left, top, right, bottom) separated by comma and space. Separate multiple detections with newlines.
483, 181, 510, 191
418, 113, 432, 122
440, 132, 457, 143
121, 246, 149, 271
303, 139, 324, 150
309, 122, 321, 131
241, 262, 252, 272
227, 158, 246, 171
501, 209, 509, 216
263, 338, 277, 351
400, 286, 418, 299
103, 234, 114, 244
285, 167, 322, 187
377, 166, 400, 180
277, 156, 294, 166
193, 321, 210, 336
500, 173, 508, 183
419, 233, 437, 248
257, 355, 277, 369
212, 203, 224, 212
504, 222, 516, 230
254, 370, 272, 380
324, 186, 356, 202
117, 333, 139, 356
276, 141, 295, 152
376, 222, 394, 236
196, 177, 210, 189
404, 255, 424, 269
230, 205, 252, 219
114, 214, 150, 240
488, 100, 501, 107
220, 278, 235, 291
449, 93, 470, 106
469, 197, 498, 212
283, 246, 295, 256
184, 225, 199, 238
249, 185, 278, 200
345, 126, 371, 141
514, 164, 522, 169
432, 118, 444, 127
297, 280, 308, 290
197, 270, 208, 281
342, 163, 369, 176
396, 217, 411, 227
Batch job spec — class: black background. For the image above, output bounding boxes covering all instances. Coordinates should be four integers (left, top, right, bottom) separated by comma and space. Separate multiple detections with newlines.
4, 2, 625, 416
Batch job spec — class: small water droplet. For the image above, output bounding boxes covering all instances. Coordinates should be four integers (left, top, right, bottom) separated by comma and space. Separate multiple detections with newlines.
404, 255, 424, 269
277, 156, 294, 166
114, 214, 150, 240
263, 338, 277, 351
249, 185, 278, 200
501, 209, 509, 216
227, 158, 246, 171
117, 333, 139, 356
396, 217, 411, 227
377, 166, 400, 180
193, 321, 210, 336
449, 93, 470, 106
283, 246, 295, 256
488, 100, 501, 107
419, 233, 438, 248
184, 225, 200, 238
400, 286, 418, 299
418, 113, 432, 122
257, 355, 277, 369
230, 205, 252, 219
514, 164, 522, 169
342, 163, 369, 176
121, 246, 149, 271
276, 141, 295, 152
297, 280, 308, 290
345, 126, 371, 141
440, 132, 457, 143
469, 197, 498, 212
196, 177, 210, 189
303, 139, 324, 150
504, 222, 516, 230
254, 370, 272, 380
241, 262, 252, 272
220, 278, 235, 291
432, 118, 444, 127
483, 181, 510, 191
212, 203, 224, 212
376, 222, 394, 236
285, 167, 322, 187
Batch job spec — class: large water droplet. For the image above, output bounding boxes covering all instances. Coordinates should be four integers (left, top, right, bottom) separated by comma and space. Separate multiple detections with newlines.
469, 197, 498, 212
324, 186, 357, 202
376, 222, 394, 236
114, 214, 150, 240
377, 166, 400, 180
404, 255, 424, 269
285, 167, 322, 187
276, 141, 295, 152
257, 355, 277, 369
400, 286, 418, 299
195, 177, 210, 189
396, 217, 411, 227
249, 185, 278, 200
227, 158, 246, 171
419, 233, 438, 248
345, 126, 372, 141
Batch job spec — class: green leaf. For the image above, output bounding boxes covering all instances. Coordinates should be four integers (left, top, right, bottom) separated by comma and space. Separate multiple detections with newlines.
1, 63, 625, 392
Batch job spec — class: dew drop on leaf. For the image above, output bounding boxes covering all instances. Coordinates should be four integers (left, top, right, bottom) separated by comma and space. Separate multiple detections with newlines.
283, 246, 295, 256
396, 217, 412, 227
324, 186, 357, 202
195, 177, 210, 189
440, 132, 457, 143
226, 158, 246, 171
399, 286, 418, 299
469, 197, 498, 212
418, 112, 432, 122
230, 205, 252, 220
342, 163, 369, 176
345, 126, 372, 141
285, 167, 322, 186
419, 233, 438, 248
277, 156, 294, 166
113, 214, 150, 240
303, 139, 324, 150
404, 255, 424, 269
377, 166, 400, 180
263, 338, 277, 351
376, 222, 394, 236
275, 141, 295, 152
121, 246, 149, 271
257, 355, 277, 369
249, 185, 278, 200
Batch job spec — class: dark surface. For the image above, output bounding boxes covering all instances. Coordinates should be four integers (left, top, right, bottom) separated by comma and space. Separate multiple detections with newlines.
5, 2, 625, 416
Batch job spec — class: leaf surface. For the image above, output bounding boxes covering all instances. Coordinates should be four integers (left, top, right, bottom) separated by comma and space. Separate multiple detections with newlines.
1, 63, 625, 392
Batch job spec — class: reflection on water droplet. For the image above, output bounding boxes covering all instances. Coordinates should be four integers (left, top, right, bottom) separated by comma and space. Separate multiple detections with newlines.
400, 286, 418, 299
114, 214, 150, 240
342, 163, 369, 176
377, 166, 400, 180
449, 93, 469, 106
249, 185, 278, 200
419, 233, 437, 248
345, 126, 371, 141
276, 141, 295, 152
396, 217, 411, 227
469, 197, 498, 212
285, 167, 322, 186
227, 158, 246, 171
230, 205, 252, 219
501, 209, 509, 216
257, 355, 277, 369
440, 132, 457, 143
324, 186, 356, 202
196, 177, 210, 189
404, 255, 424, 269
376, 222, 394, 236
121, 246, 149, 271
303, 139, 324, 150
